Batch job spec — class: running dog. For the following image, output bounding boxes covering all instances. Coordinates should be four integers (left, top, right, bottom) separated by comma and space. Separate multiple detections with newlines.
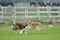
25, 20, 43, 31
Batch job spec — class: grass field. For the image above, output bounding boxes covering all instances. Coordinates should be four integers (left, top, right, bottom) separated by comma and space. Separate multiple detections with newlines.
0, 24, 60, 40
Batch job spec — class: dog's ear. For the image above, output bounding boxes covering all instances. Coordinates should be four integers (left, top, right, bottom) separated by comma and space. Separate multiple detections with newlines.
26, 19, 29, 21
26, 19, 31, 22
25, 24, 28, 26
13, 24, 15, 26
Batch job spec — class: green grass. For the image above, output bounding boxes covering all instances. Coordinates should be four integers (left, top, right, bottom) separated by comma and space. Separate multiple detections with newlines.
0, 24, 60, 40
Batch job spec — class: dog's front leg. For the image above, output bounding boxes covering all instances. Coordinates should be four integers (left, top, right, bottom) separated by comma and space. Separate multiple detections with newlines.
20, 29, 25, 34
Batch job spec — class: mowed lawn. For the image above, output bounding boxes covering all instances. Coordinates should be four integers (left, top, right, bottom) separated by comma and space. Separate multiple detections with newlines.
0, 24, 60, 40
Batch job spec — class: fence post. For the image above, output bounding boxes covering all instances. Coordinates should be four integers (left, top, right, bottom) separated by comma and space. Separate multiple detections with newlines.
47, 6, 51, 22
36, 4, 39, 22
25, 7, 28, 20
58, 7, 60, 22
0, 6, 3, 23
12, 6, 16, 24
1, 7, 3, 22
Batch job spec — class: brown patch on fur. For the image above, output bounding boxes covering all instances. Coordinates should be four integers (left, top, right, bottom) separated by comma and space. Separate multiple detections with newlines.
12, 22, 27, 30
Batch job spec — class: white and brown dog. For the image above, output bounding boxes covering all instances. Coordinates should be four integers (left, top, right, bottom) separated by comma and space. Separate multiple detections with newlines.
25, 20, 43, 31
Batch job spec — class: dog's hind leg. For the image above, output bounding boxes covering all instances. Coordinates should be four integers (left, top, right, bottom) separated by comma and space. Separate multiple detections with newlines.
23, 29, 27, 34
35, 26, 42, 31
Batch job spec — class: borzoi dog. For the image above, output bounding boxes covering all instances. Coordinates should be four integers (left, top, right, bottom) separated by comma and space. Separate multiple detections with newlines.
25, 20, 43, 31
12, 22, 28, 34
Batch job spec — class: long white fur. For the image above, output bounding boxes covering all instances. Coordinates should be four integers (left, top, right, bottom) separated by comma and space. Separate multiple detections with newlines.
25, 20, 42, 31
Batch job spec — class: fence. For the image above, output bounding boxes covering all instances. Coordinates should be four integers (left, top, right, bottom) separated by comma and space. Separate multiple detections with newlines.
0, 6, 60, 23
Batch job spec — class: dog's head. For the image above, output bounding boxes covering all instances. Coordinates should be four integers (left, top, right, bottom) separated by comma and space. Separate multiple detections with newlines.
26, 20, 31, 25
12, 24, 17, 30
